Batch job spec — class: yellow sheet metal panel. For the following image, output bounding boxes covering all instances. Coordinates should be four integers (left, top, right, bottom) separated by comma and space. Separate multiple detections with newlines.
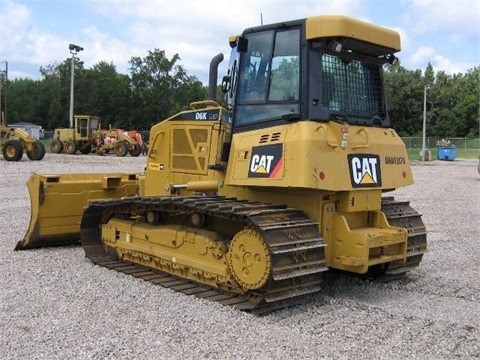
336, 189, 382, 213
225, 121, 412, 191
305, 15, 401, 52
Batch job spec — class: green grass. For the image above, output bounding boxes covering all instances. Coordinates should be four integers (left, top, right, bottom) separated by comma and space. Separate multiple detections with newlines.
407, 148, 479, 160
40, 139, 52, 153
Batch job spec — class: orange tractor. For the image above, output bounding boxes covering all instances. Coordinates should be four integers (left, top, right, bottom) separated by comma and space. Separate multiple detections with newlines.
94, 128, 143, 157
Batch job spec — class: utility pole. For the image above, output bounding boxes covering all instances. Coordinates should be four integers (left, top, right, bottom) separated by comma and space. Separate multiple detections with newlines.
0, 61, 8, 125
421, 85, 428, 161
68, 44, 83, 128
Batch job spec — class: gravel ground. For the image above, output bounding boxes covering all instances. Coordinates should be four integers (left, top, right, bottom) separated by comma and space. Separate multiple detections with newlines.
1, 153, 479, 360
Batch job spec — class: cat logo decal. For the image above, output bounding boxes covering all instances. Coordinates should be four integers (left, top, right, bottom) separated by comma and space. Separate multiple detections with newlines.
248, 144, 283, 178
348, 154, 382, 187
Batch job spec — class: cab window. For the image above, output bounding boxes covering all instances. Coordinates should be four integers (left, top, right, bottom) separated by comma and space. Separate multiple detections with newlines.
234, 27, 300, 128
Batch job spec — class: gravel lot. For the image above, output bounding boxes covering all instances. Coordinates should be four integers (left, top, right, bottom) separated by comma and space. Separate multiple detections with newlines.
1, 153, 479, 360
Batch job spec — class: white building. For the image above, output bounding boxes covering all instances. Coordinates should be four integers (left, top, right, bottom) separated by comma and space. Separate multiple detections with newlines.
7, 122, 44, 139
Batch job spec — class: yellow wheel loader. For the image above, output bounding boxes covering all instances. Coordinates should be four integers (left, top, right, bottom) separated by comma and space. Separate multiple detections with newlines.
0, 64, 45, 161
1, 120, 46, 161
18, 15, 427, 313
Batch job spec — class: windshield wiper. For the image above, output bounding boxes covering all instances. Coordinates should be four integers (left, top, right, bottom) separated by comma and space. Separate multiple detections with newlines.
282, 112, 301, 121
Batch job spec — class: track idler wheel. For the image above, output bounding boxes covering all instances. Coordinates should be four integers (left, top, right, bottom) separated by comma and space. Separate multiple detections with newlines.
227, 229, 271, 291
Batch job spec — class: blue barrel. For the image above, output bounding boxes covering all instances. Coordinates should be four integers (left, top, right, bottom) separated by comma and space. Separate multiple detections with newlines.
437, 146, 457, 161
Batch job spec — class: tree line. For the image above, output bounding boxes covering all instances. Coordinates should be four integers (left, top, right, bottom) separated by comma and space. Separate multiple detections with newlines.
2, 49, 208, 131
1, 49, 479, 138
385, 63, 479, 138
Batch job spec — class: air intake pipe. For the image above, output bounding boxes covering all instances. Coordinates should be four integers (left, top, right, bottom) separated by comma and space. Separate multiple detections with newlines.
208, 53, 224, 101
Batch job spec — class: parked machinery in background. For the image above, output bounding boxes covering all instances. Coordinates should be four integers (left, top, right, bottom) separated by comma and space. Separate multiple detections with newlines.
50, 115, 143, 157
50, 115, 101, 155
1, 112, 45, 161
94, 129, 143, 157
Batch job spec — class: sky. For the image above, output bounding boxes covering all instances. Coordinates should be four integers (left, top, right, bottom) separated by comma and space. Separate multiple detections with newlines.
0, 0, 479, 85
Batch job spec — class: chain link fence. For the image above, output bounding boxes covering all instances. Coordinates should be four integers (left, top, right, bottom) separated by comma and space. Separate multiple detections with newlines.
401, 137, 479, 149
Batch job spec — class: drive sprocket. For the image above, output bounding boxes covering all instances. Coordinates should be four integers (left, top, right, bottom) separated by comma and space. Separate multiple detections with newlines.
227, 229, 272, 291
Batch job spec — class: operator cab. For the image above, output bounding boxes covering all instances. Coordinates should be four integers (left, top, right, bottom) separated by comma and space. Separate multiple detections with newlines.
75, 115, 100, 138
222, 15, 400, 133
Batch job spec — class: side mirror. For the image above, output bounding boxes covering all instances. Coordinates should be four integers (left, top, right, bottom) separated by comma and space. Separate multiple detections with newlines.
221, 75, 231, 94
237, 36, 248, 53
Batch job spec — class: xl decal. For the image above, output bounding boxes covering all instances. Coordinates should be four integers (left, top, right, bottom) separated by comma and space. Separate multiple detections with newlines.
347, 154, 382, 188
248, 144, 283, 178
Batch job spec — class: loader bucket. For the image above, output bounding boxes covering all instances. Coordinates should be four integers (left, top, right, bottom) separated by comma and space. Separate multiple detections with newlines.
17, 172, 140, 250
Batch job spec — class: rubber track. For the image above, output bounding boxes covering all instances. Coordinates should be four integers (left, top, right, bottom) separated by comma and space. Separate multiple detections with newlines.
80, 196, 328, 315
379, 196, 428, 281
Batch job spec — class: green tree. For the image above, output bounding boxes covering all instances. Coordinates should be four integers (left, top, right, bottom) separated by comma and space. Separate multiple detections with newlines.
128, 49, 207, 129
384, 64, 424, 136
384, 62, 480, 138
452, 68, 480, 138
41, 58, 86, 127
4, 78, 41, 123
428, 71, 455, 137
38, 62, 67, 128
78, 61, 130, 128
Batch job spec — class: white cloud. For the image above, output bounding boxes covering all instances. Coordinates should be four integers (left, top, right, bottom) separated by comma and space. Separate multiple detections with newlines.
407, 0, 479, 39
1, 0, 477, 81
395, 1, 479, 74
0, 0, 32, 59
411, 46, 436, 64
430, 54, 473, 74
87, 0, 367, 80
0, 0, 72, 77
410, 46, 475, 74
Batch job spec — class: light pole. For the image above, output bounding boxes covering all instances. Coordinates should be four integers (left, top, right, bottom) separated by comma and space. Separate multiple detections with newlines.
68, 43, 83, 128
0, 60, 8, 125
421, 85, 429, 161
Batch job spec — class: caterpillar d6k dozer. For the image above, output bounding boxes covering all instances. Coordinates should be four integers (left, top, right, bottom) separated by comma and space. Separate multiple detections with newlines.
18, 15, 427, 314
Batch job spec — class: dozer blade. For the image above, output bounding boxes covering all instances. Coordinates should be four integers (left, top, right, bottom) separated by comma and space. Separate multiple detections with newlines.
17, 172, 140, 250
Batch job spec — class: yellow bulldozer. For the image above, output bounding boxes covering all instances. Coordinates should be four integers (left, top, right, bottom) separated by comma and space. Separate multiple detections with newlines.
17, 15, 427, 314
